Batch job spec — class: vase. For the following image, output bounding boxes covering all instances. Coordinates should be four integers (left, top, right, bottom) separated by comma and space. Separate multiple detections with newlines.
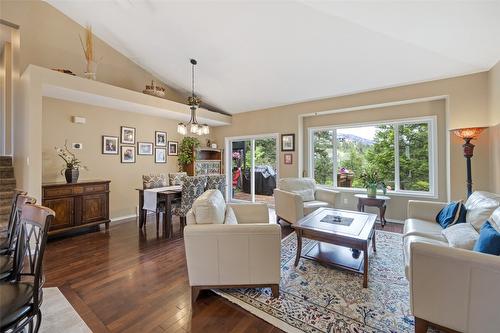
366, 184, 377, 198
84, 60, 98, 80
65, 168, 79, 183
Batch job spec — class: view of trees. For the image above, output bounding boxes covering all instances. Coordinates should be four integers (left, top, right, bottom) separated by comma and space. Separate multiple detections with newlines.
313, 122, 430, 192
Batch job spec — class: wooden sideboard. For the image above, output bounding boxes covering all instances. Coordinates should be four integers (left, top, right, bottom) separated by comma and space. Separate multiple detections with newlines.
42, 180, 110, 235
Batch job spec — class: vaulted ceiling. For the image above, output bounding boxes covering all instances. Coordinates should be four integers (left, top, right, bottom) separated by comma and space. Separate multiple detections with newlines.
46, 0, 500, 114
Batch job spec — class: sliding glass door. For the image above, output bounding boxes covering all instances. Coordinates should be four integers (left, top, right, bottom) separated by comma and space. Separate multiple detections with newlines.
227, 135, 278, 205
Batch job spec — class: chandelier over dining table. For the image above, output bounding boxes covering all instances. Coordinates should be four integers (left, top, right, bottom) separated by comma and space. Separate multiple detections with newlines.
177, 59, 209, 136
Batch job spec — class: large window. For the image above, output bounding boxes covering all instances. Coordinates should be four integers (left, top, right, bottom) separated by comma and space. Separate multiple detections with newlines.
311, 117, 435, 195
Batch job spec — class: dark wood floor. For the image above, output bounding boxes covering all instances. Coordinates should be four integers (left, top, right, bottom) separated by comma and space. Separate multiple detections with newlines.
44, 214, 403, 333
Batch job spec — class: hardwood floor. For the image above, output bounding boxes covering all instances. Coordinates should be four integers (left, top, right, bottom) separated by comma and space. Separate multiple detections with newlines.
44, 213, 403, 333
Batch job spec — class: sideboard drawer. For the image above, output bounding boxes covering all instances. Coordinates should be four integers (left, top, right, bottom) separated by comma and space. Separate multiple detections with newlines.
84, 184, 107, 193
44, 187, 73, 198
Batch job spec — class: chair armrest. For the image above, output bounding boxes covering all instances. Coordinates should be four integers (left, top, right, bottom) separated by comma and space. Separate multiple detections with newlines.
227, 203, 269, 224
410, 242, 500, 332
184, 224, 281, 286
407, 200, 447, 221
186, 209, 195, 225
315, 188, 339, 206
273, 189, 304, 224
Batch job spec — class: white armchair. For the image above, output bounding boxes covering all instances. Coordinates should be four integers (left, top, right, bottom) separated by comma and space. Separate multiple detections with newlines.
274, 177, 338, 224
184, 190, 281, 303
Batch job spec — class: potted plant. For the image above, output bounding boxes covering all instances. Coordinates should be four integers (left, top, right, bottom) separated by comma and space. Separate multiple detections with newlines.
359, 166, 383, 198
55, 142, 87, 183
178, 137, 200, 172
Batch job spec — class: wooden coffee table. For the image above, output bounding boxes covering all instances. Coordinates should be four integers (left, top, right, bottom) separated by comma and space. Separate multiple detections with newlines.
293, 208, 377, 288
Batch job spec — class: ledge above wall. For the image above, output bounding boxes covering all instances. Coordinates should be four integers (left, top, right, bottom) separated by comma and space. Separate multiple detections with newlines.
22, 65, 232, 126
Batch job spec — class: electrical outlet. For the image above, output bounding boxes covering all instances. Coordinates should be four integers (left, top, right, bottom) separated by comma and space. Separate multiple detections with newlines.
72, 143, 83, 150
343, 198, 348, 204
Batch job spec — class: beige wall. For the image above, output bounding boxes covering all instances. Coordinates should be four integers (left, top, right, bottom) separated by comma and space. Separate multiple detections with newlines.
213, 72, 492, 219
42, 97, 210, 219
0, 0, 184, 102
489, 61, 500, 193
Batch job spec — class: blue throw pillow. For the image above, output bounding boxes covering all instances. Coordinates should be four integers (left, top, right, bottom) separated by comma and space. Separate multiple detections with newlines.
436, 201, 467, 229
473, 221, 500, 255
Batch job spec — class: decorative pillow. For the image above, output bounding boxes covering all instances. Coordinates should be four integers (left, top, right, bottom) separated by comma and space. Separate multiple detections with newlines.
224, 205, 238, 225
473, 221, 500, 255
441, 223, 479, 250
293, 189, 315, 202
436, 201, 466, 229
465, 191, 500, 231
191, 189, 226, 225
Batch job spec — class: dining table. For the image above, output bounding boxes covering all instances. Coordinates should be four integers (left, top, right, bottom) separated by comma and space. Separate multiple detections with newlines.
136, 187, 182, 238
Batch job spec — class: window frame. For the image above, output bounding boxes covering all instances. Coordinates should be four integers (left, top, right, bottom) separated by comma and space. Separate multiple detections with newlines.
308, 116, 438, 198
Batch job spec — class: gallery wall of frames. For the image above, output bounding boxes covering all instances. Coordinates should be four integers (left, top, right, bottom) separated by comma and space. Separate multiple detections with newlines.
101, 126, 178, 164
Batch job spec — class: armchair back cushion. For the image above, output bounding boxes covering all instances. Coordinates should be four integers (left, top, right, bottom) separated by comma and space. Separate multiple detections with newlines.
465, 191, 500, 231
278, 178, 316, 201
191, 189, 226, 225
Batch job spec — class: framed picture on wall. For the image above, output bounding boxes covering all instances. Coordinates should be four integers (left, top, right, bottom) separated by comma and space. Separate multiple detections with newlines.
137, 142, 153, 155
121, 146, 136, 163
102, 135, 118, 154
284, 153, 293, 165
121, 126, 136, 144
281, 133, 295, 151
155, 148, 167, 163
168, 141, 178, 156
155, 131, 167, 146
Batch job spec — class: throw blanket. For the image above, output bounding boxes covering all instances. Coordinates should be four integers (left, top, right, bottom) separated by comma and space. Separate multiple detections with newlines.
143, 186, 181, 211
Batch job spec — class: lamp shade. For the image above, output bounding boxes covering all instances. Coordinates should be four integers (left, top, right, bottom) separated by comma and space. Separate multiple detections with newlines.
451, 127, 487, 140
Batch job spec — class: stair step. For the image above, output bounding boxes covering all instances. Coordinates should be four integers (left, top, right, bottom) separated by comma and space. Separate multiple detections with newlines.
0, 167, 14, 178
0, 156, 12, 167
0, 206, 9, 215
0, 191, 14, 200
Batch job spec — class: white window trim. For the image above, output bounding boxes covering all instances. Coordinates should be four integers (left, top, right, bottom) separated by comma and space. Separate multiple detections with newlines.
309, 116, 438, 198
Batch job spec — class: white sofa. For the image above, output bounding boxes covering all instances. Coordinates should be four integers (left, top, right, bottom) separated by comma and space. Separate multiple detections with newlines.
184, 190, 281, 303
403, 191, 500, 333
274, 178, 338, 224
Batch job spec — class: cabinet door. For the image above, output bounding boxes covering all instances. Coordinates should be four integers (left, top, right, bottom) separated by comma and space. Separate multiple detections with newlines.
43, 197, 75, 230
81, 193, 108, 224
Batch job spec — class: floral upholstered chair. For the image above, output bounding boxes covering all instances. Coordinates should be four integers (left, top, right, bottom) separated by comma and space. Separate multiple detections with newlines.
172, 176, 207, 233
168, 172, 187, 186
142, 174, 168, 189
205, 174, 227, 200
142, 174, 168, 231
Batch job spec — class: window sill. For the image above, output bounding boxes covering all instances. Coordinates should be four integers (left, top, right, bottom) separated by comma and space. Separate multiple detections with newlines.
316, 185, 438, 199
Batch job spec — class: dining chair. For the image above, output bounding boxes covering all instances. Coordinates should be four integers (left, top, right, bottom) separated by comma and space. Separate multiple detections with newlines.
0, 204, 54, 333
0, 190, 27, 253
168, 172, 187, 186
205, 174, 227, 200
142, 174, 168, 232
0, 194, 36, 258
172, 176, 207, 234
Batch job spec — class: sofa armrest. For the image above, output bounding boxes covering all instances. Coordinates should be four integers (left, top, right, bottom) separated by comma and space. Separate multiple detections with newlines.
273, 188, 304, 224
184, 224, 281, 286
410, 242, 500, 332
227, 203, 269, 224
407, 200, 447, 221
315, 188, 338, 206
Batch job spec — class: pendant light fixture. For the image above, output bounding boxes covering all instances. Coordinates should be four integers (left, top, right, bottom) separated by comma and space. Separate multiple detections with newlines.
177, 59, 209, 136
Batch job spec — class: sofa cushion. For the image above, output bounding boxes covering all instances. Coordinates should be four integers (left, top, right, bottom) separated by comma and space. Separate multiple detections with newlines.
465, 191, 500, 231
403, 235, 448, 279
403, 218, 446, 241
473, 221, 500, 255
224, 205, 238, 225
191, 190, 226, 224
303, 200, 329, 216
441, 223, 479, 250
435, 201, 466, 229
489, 207, 500, 232
278, 178, 316, 201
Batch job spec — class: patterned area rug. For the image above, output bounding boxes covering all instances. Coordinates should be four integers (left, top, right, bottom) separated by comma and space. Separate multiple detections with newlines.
215, 231, 421, 333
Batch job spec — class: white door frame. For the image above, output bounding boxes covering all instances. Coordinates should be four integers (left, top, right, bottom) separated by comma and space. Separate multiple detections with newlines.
224, 133, 279, 203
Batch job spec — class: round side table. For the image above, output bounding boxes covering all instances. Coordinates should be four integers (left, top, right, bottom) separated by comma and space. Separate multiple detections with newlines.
354, 194, 390, 227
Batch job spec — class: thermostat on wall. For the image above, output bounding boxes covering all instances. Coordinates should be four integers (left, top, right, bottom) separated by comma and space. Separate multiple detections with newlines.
72, 116, 86, 124
72, 143, 83, 150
